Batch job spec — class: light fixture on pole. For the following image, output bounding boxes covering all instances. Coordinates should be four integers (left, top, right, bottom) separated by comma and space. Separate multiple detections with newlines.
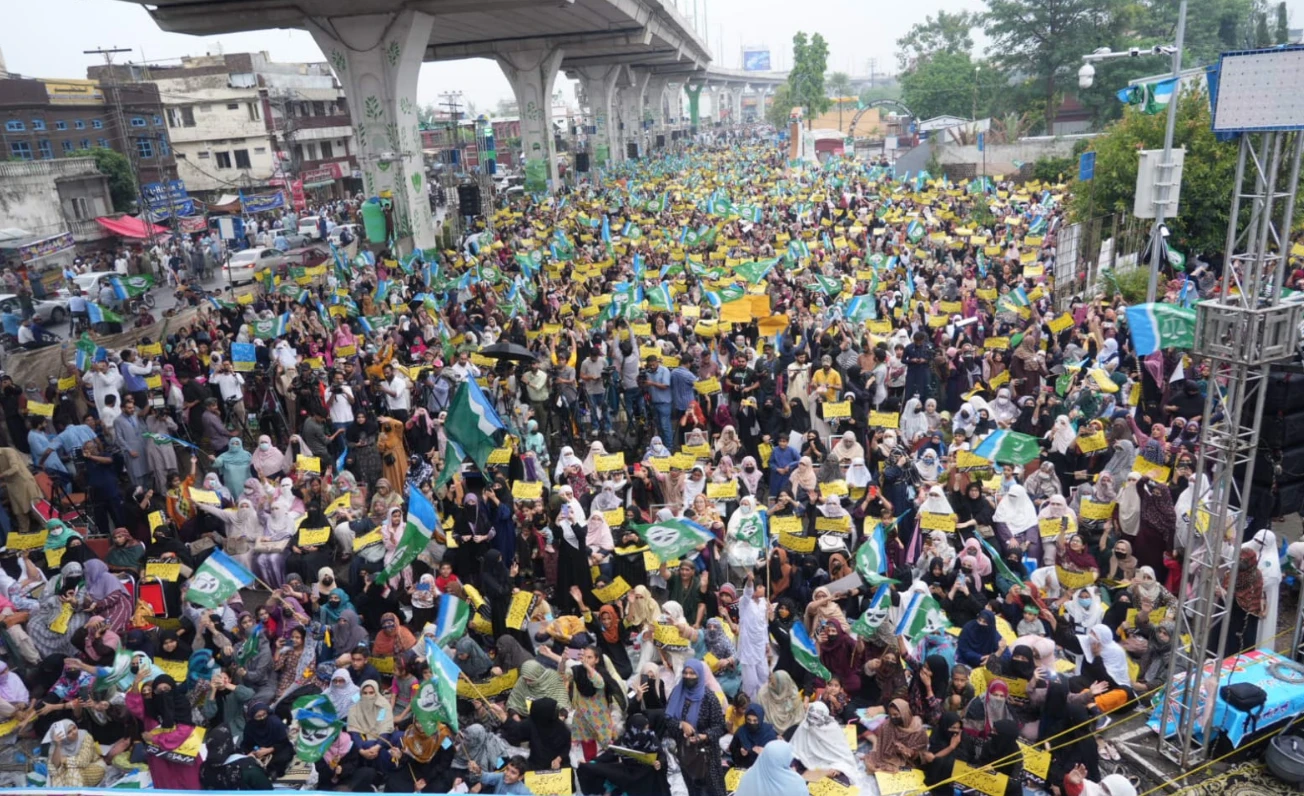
1078, 0, 1186, 302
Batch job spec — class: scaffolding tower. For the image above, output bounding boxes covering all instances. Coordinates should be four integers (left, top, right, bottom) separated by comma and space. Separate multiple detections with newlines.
1157, 46, 1304, 768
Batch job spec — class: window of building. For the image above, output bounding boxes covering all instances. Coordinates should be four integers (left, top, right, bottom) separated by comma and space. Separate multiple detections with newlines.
5, 120, 24, 132
61, 141, 74, 153
299, 102, 310, 117
37, 140, 53, 159
97, 138, 108, 148
32, 119, 45, 131
79, 139, 90, 150
136, 137, 154, 159
293, 144, 304, 162
254, 146, 266, 154
158, 137, 170, 156
320, 141, 333, 159
197, 151, 210, 159
214, 151, 232, 168
10, 142, 32, 160
55, 120, 67, 131
199, 104, 212, 113
226, 103, 239, 111
306, 142, 318, 160
175, 152, 186, 159
247, 102, 261, 122
74, 120, 85, 130
312, 101, 326, 116
130, 117, 146, 127
153, 115, 163, 126
234, 149, 251, 169
92, 119, 103, 129
70, 196, 91, 220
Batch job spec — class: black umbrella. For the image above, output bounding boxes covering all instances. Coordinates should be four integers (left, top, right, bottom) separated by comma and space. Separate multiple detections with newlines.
478, 342, 538, 362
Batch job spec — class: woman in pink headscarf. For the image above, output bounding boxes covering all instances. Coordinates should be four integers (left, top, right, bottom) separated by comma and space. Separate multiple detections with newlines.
958, 537, 993, 591
251, 435, 288, 479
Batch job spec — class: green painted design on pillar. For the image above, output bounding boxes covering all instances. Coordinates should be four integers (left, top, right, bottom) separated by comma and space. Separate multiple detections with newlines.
411, 173, 423, 191
386, 40, 401, 67
524, 159, 547, 193
685, 84, 703, 128
385, 122, 400, 149
364, 96, 383, 120
400, 97, 414, 116
329, 50, 347, 74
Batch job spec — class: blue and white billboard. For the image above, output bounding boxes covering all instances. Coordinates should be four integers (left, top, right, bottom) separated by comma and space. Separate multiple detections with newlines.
142, 179, 196, 220
742, 48, 771, 71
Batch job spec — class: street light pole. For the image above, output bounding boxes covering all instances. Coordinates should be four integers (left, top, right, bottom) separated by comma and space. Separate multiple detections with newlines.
1146, 0, 1187, 303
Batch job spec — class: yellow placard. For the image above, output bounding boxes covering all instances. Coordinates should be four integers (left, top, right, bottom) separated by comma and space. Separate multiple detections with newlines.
145, 559, 181, 581
693, 377, 721, 395
953, 761, 1010, 796
236, 292, 255, 305
594, 453, 626, 472
1020, 742, 1051, 780
457, 669, 519, 698
875, 769, 926, 796
939, 301, 963, 315
770, 515, 802, 534
984, 336, 1011, 351
148, 510, 167, 536
652, 622, 692, 649
525, 769, 574, 795
512, 481, 544, 500
299, 526, 331, 547
725, 769, 744, 792
334, 344, 356, 358
1056, 565, 1098, 590
814, 515, 851, 534
1077, 431, 1108, 453
50, 601, 73, 634
926, 315, 949, 329
778, 530, 816, 553
821, 400, 851, 418
137, 342, 164, 357
807, 776, 857, 796
57, 376, 78, 392
1080, 499, 1116, 521
155, 657, 189, 683
46, 548, 65, 567
1039, 517, 1067, 538
296, 456, 321, 473
506, 591, 538, 630
188, 488, 220, 505
592, 576, 631, 604
669, 453, 697, 470
867, 410, 899, 429
647, 457, 672, 472
353, 529, 383, 551
954, 450, 991, 471
26, 401, 54, 417
706, 481, 739, 499
681, 444, 711, 459
144, 374, 164, 390
1048, 313, 1075, 335
821, 480, 849, 497
976, 288, 998, 301
305, 357, 325, 371
9, 530, 48, 550
368, 656, 395, 675
920, 512, 957, 532
486, 447, 513, 465
1132, 455, 1171, 483
326, 495, 352, 515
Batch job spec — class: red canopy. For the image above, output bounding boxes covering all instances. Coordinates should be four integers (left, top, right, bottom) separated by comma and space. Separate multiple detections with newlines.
95, 215, 170, 239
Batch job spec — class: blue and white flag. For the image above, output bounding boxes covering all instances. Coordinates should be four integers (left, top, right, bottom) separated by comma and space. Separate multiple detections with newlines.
1124, 303, 1196, 355
187, 549, 255, 609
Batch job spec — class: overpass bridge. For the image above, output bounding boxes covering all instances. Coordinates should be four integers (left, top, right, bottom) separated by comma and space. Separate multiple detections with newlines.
117, 0, 714, 248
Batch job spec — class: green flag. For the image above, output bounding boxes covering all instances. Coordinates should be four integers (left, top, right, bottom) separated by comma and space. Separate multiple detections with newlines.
444, 379, 507, 473
811, 274, 842, 296
416, 639, 463, 733
292, 694, 343, 763
375, 485, 437, 583
735, 258, 778, 285
631, 518, 714, 563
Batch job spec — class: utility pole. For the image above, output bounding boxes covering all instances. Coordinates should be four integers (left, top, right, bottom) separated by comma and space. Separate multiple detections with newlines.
87, 46, 157, 251
867, 58, 876, 89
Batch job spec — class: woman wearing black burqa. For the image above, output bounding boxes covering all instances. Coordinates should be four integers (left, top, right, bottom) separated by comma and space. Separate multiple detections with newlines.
552, 499, 593, 616
451, 493, 493, 586
480, 550, 515, 640
577, 712, 670, 796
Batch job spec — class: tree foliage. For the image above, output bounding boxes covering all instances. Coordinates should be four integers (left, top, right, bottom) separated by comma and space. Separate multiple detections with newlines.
899, 52, 982, 121
827, 72, 853, 100
89, 147, 136, 213
1277, 1, 1290, 44
897, 10, 984, 71
765, 82, 796, 128
789, 32, 831, 125
1067, 87, 1239, 257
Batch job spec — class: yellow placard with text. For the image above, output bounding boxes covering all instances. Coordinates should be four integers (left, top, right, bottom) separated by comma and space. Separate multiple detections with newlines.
770, 515, 802, 534
145, 559, 181, 581
778, 530, 816, 552
512, 481, 544, 500
919, 512, 957, 532
706, 481, 739, 499
296, 456, 321, 474
592, 576, 631, 604
298, 526, 331, 547
594, 453, 625, 472
57, 376, 79, 392
868, 410, 899, 429
693, 377, 721, 395
875, 770, 926, 796
821, 400, 851, 418
814, 515, 850, 534
1077, 431, 1108, 454
26, 401, 54, 418
524, 769, 573, 796
1080, 499, 1116, 521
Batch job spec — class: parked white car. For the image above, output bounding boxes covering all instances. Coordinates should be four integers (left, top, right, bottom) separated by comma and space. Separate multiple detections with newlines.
224, 247, 284, 285
298, 216, 324, 240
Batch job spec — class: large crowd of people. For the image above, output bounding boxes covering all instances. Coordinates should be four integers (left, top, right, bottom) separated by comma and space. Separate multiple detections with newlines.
0, 138, 1297, 796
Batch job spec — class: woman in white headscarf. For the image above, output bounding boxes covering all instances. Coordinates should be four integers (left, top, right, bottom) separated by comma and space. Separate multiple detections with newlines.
582, 440, 608, 478
845, 458, 873, 491
790, 456, 818, 495
919, 485, 954, 516
993, 483, 1041, 562
682, 465, 708, 510
952, 405, 978, 436
990, 388, 1019, 427
726, 496, 767, 574
1047, 415, 1076, 456
915, 448, 943, 483
1116, 472, 1143, 539
1173, 472, 1209, 549
789, 701, 860, 774
1023, 461, 1062, 504
555, 485, 587, 526
832, 431, 863, 464
591, 481, 623, 513
43, 719, 105, 787
1077, 624, 1130, 688
900, 397, 929, 445
1244, 529, 1282, 648
554, 445, 583, 481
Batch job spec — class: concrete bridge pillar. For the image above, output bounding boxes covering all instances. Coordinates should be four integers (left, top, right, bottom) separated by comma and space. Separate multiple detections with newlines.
574, 64, 622, 168
731, 86, 744, 126
617, 68, 650, 160
646, 77, 671, 147
308, 10, 437, 251
684, 83, 703, 130
497, 47, 565, 192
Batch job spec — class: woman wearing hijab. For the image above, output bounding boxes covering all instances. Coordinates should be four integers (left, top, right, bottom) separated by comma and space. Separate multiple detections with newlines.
240, 701, 293, 779
956, 609, 1003, 668
127, 672, 203, 788
992, 484, 1040, 564
507, 697, 572, 771
324, 667, 361, 718
666, 658, 727, 796
1023, 460, 1062, 505
451, 636, 493, 680
345, 411, 383, 491
1243, 530, 1282, 649
1133, 476, 1176, 574
736, 740, 827, 796
577, 712, 668, 796
729, 704, 779, 768
451, 723, 514, 785
250, 434, 287, 479
755, 669, 806, 738
1048, 703, 1100, 792
787, 700, 858, 775
201, 724, 273, 791
346, 679, 394, 740
81, 558, 132, 633
29, 561, 89, 660
507, 659, 570, 716
495, 634, 533, 673
1209, 548, 1266, 656
922, 711, 964, 795
43, 718, 105, 787
865, 698, 928, 773
960, 679, 1013, 760
1077, 624, 1131, 694
327, 609, 368, 662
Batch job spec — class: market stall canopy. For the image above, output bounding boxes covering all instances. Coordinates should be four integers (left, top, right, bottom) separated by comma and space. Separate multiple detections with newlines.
95, 215, 169, 239
0, 228, 34, 245
207, 194, 242, 214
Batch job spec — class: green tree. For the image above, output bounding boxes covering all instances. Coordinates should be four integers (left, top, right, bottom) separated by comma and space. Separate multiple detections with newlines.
984, 0, 1124, 133
827, 72, 852, 130
858, 83, 903, 106
1146, 0, 1253, 68
89, 147, 136, 213
1276, 1, 1290, 43
765, 82, 796, 127
1067, 87, 1239, 257
789, 31, 831, 127
896, 10, 983, 71
899, 52, 981, 121
1255, 11, 1273, 45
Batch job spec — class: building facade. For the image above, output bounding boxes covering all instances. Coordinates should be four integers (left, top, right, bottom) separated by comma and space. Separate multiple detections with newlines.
92, 52, 359, 204
0, 157, 117, 284
0, 76, 177, 187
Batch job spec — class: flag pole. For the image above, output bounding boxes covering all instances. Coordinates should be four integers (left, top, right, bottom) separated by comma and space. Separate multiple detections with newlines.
457, 672, 498, 713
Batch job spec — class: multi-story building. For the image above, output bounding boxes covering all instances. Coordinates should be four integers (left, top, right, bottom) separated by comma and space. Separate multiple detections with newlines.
91, 52, 359, 204
0, 72, 177, 187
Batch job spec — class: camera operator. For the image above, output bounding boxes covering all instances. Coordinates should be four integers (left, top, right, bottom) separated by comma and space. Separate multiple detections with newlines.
644, 354, 673, 447
378, 363, 412, 424
210, 357, 246, 422
579, 344, 612, 434
522, 357, 551, 436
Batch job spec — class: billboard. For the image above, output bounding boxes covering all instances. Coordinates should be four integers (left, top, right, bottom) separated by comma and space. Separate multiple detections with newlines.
742, 48, 771, 71
142, 180, 196, 220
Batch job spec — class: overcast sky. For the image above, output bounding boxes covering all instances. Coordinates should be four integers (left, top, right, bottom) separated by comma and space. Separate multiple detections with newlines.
3, 0, 1299, 112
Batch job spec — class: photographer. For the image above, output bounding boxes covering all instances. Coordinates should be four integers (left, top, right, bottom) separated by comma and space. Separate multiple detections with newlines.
522, 358, 551, 436
579, 346, 612, 434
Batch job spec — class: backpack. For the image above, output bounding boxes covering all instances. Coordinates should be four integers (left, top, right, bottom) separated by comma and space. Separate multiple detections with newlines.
1220, 682, 1267, 734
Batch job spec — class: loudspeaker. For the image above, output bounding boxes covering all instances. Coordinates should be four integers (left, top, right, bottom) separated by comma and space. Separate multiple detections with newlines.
626, 142, 639, 160
457, 183, 481, 217
575, 152, 590, 173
